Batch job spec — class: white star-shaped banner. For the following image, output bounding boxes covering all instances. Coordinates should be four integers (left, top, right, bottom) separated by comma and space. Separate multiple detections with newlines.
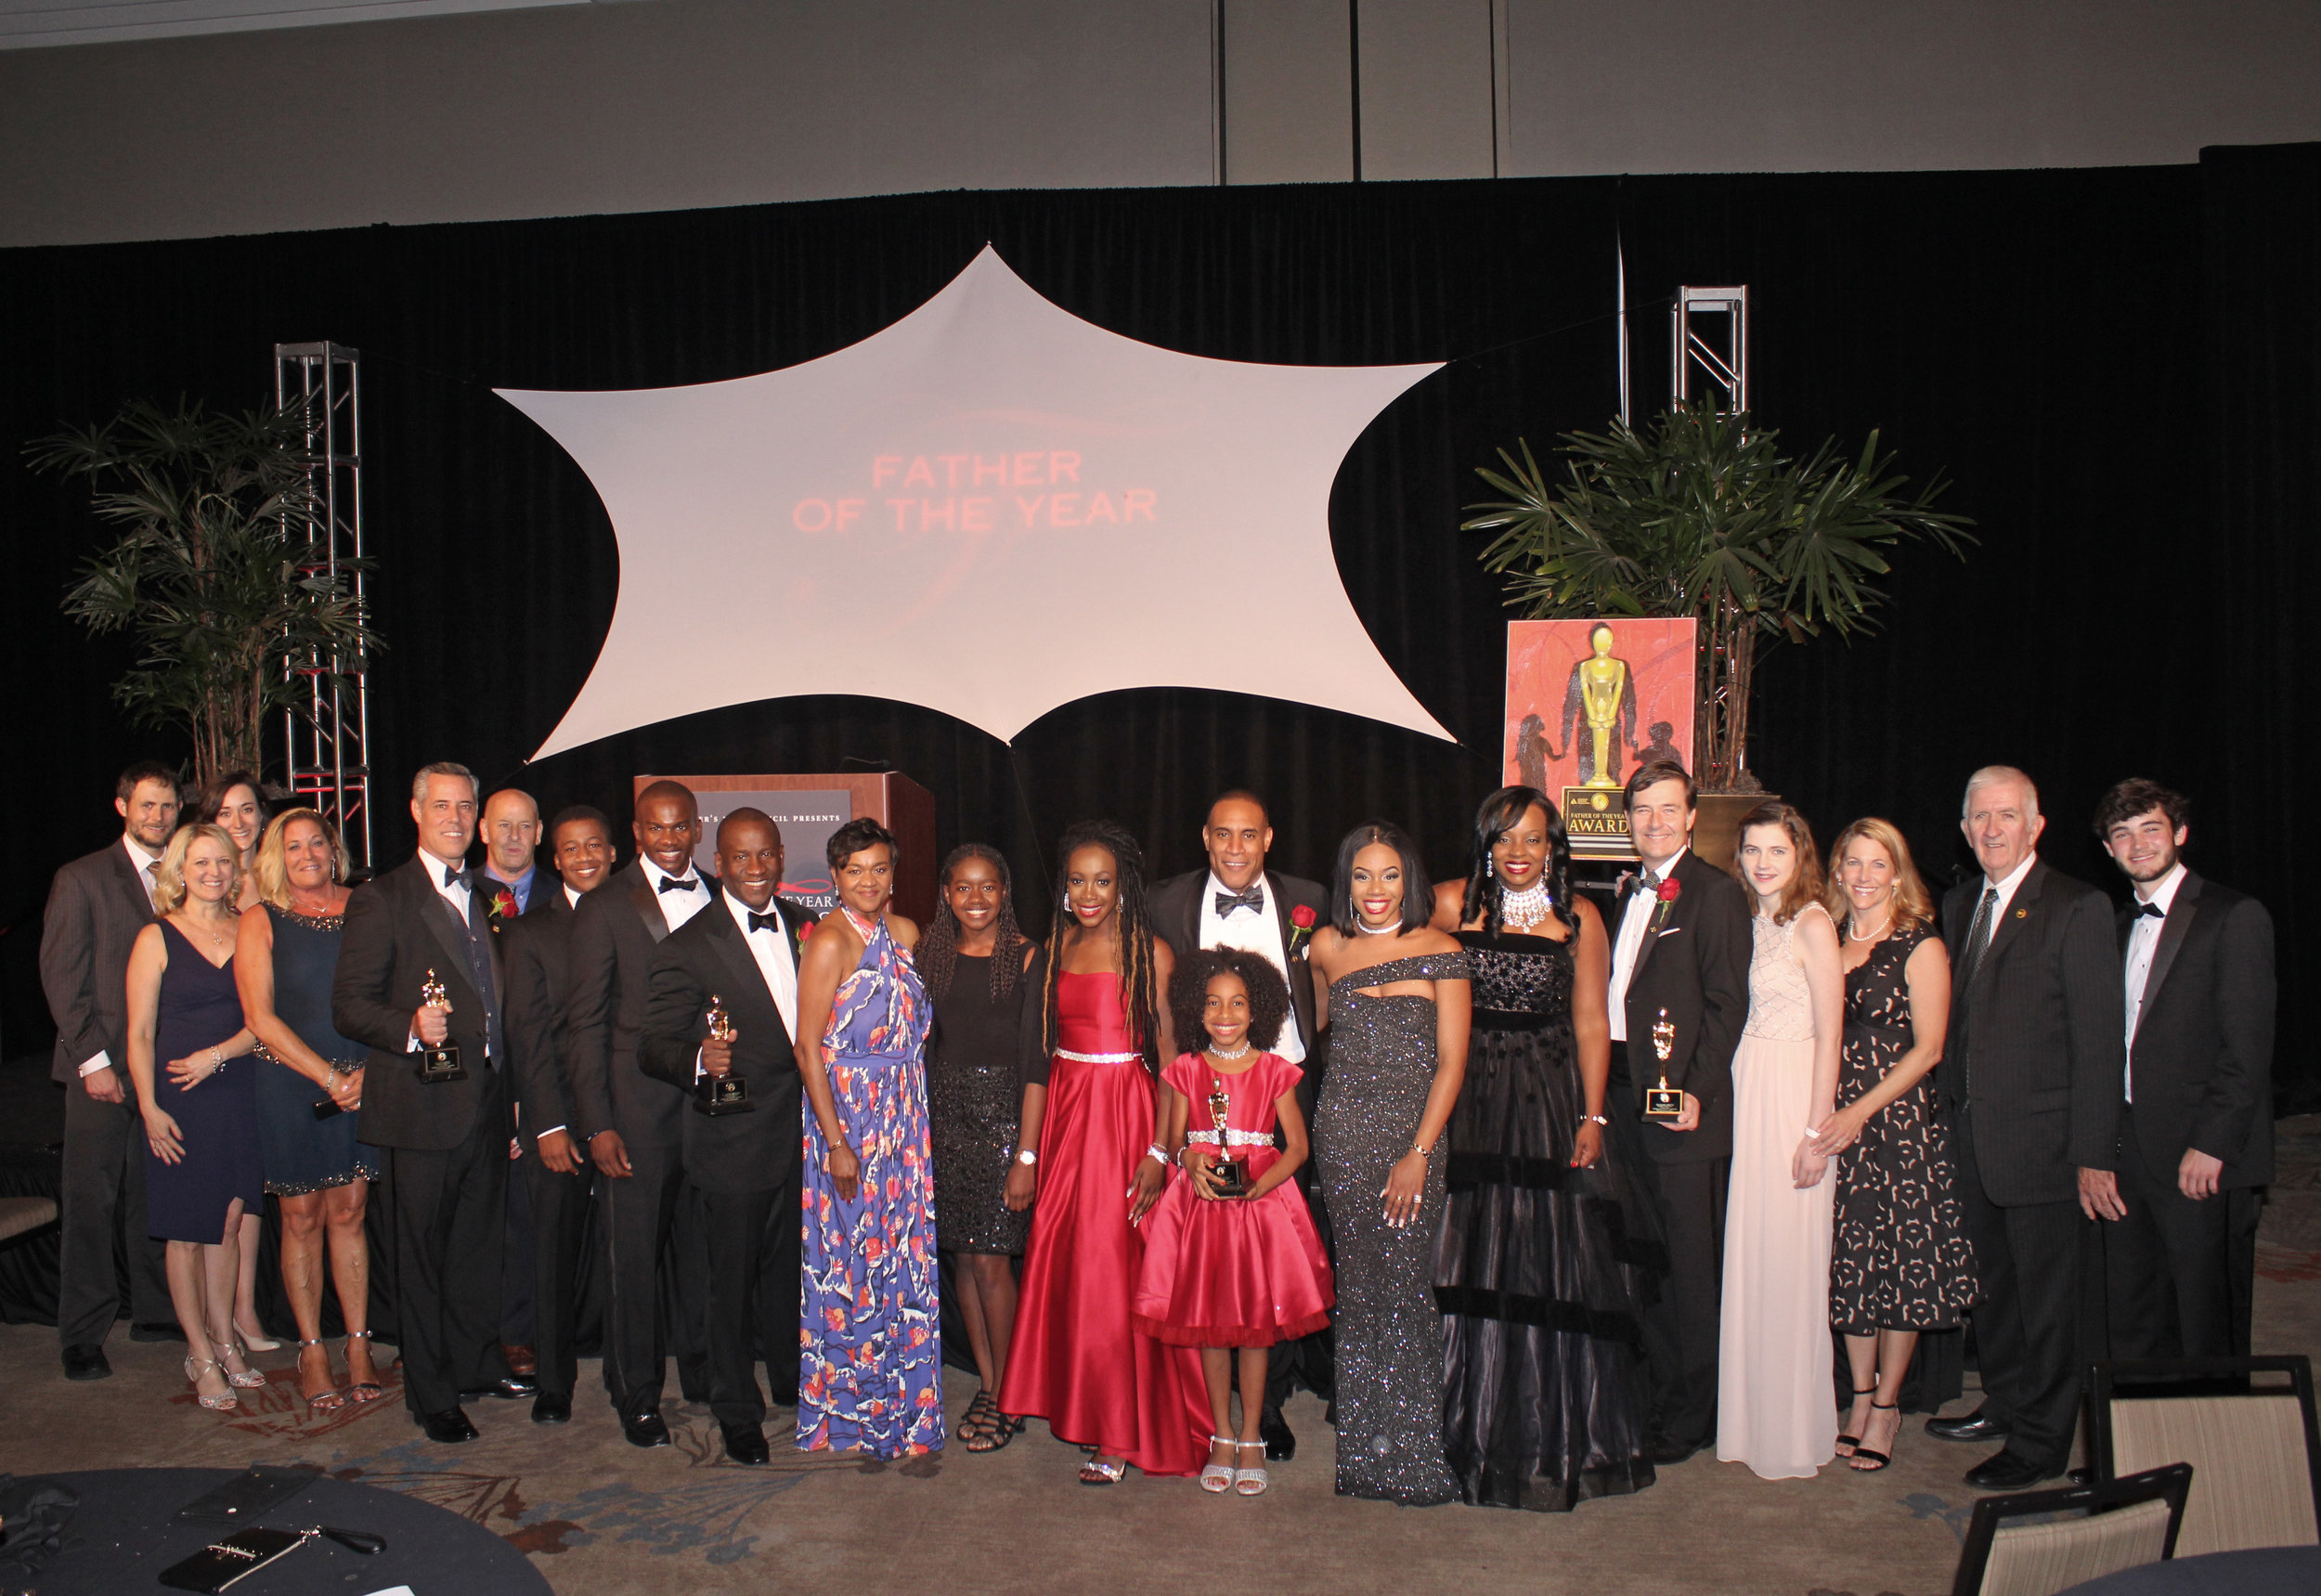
500, 245, 1453, 759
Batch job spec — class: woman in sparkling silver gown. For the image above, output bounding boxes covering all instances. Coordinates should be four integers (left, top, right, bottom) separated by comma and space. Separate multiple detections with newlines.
1308, 822, 1471, 1506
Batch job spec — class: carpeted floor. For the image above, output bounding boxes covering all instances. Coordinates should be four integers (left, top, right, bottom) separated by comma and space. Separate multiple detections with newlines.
6, 1117, 2318, 1596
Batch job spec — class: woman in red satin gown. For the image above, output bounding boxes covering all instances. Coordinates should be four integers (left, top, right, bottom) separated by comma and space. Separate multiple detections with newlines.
999, 821, 1209, 1483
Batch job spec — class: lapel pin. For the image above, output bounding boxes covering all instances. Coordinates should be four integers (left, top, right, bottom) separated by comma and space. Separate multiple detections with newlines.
2015, 908, 2028, 918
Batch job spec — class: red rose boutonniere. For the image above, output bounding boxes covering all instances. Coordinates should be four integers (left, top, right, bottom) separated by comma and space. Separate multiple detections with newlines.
488, 889, 518, 923
796, 917, 814, 942
1286, 902, 1317, 959
1651, 875, 1681, 930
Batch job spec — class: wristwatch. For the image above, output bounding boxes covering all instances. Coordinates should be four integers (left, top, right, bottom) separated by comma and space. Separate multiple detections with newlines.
1015, 1148, 1037, 1166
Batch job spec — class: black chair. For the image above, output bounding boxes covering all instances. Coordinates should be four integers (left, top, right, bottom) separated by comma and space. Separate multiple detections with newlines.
1951, 1462, 2192, 1596
2090, 1356, 2321, 1557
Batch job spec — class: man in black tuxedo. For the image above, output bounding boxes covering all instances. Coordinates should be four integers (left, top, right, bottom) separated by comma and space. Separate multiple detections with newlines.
1602, 760, 1752, 1465
480, 785, 552, 1381
2095, 778, 2275, 1359
332, 762, 538, 1444
567, 778, 716, 1447
500, 804, 620, 1425
1149, 789, 1329, 1461
41, 759, 180, 1381
1925, 766, 2122, 1491
638, 809, 812, 1465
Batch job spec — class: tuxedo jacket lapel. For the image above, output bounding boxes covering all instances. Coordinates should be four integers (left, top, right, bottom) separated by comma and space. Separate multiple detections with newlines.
1627, 859, 1689, 989
108, 844, 151, 923
2141, 871, 2200, 1012
629, 869, 672, 944
701, 902, 798, 1053
1966, 859, 2043, 993
415, 865, 479, 985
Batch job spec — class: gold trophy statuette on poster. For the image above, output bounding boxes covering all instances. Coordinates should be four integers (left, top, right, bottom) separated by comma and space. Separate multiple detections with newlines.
415, 967, 468, 1083
694, 993, 755, 1117
1205, 1080, 1247, 1198
1642, 1007, 1684, 1121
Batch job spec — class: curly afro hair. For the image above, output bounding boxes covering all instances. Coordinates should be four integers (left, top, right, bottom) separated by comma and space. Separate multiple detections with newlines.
1166, 947, 1288, 1058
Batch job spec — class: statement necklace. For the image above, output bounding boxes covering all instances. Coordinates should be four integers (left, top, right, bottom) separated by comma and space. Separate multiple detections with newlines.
1355, 918, 1397, 936
1208, 1041, 1252, 1061
1498, 879, 1553, 930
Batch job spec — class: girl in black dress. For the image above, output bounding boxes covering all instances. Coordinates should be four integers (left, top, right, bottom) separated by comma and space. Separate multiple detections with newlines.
1428, 786, 1658, 1511
1807, 818, 1975, 1473
918, 844, 1036, 1452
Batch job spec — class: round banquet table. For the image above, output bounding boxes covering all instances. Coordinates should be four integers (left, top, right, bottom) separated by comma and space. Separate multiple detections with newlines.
26, 1467, 552, 1596
2055, 1545, 2321, 1596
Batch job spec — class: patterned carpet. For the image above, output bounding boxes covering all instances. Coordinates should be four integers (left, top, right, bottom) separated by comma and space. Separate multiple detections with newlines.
5, 1117, 2317, 1596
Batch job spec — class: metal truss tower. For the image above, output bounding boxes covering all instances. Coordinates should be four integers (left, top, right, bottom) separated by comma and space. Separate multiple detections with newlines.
275, 343, 374, 868
1670, 286, 1749, 413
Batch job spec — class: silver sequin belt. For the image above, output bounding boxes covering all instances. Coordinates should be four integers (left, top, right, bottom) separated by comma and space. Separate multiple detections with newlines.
1187, 1128, 1273, 1148
1054, 1048, 1141, 1065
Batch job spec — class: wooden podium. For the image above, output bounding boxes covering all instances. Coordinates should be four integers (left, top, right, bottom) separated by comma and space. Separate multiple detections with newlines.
633, 771, 938, 924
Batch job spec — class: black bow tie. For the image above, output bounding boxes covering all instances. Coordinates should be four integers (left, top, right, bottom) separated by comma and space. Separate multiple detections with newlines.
748, 909, 784, 935
2133, 901, 2164, 920
1214, 886, 1265, 917
658, 874, 700, 894
1620, 869, 1660, 902
441, 864, 468, 890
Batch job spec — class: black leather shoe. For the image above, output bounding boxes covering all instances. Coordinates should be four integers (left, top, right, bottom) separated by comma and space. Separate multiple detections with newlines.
461, 1375, 538, 1401
2067, 1466, 2094, 1486
722, 1424, 770, 1465
128, 1321, 187, 1343
622, 1410, 671, 1448
417, 1407, 480, 1444
1926, 1407, 2012, 1444
1965, 1451, 2055, 1492
61, 1343, 111, 1381
1649, 1434, 1707, 1466
1259, 1410, 1296, 1463
531, 1392, 572, 1425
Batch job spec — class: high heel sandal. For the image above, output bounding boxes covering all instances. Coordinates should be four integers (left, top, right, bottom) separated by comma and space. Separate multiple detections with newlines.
342, 1329, 384, 1404
235, 1317, 281, 1353
184, 1355, 240, 1411
296, 1339, 346, 1413
1077, 1455, 1127, 1486
214, 1330, 267, 1389
1199, 1434, 1238, 1493
965, 1408, 1022, 1455
1835, 1385, 1876, 1457
955, 1389, 998, 1443
1848, 1400, 1900, 1472
1231, 1439, 1268, 1497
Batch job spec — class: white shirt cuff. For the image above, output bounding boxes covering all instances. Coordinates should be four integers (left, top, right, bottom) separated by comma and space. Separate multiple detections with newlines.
79, 1050, 111, 1077
694, 1046, 707, 1083
537, 1124, 567, 1140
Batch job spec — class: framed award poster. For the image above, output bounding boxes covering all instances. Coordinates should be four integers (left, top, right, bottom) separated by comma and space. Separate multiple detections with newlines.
1502, 618, 1697, 860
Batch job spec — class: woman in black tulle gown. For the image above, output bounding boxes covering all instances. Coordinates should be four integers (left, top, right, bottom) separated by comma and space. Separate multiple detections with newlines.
1428, 787, 1659, 1511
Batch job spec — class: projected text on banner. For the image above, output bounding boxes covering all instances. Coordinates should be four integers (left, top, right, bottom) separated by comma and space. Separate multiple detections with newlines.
793, 452, 1158, 535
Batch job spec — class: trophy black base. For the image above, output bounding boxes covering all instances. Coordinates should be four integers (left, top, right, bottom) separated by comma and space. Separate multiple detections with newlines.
1642, 1084, 1685, 1121
1210, 1159, 1248, 1199
416, 1045, 468, 1083
694, 1077, 755, 1117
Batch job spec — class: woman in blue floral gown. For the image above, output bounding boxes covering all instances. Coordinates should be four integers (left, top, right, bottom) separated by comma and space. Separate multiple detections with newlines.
792, 818, 943, 1457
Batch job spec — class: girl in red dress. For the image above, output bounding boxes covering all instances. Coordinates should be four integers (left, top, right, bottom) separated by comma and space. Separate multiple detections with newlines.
1135, 950, 1336, 1497
998, 821, 1208, 1483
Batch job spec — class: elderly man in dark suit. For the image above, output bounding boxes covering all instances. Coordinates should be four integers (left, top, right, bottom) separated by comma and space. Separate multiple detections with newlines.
1925, 765, 2123, 1491
1149, 789, 1329, 1461
41, 759, 181, 1381
2095, 778, 2275, 1359
500, 803, 620, 1424
333, 761, 536, 1445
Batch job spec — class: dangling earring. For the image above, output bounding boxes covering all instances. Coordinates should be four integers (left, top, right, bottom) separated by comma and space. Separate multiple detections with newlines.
1485, 859, 1495, 879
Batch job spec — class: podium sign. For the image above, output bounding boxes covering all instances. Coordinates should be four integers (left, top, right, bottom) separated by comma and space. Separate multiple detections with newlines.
1502, 617, 1697, 862
633, 772, 938, 923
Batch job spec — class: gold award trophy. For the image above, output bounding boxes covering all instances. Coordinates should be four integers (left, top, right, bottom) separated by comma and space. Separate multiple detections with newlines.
694, 993, 755, 1117
1205, 1080, 1247, 1198
1642, 1007, 1684, 1121
415, 968, 468, 1083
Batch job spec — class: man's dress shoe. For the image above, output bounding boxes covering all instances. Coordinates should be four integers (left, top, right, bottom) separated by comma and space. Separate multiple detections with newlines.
1259, 1410, 1296, 1463
61, 1343, 111, 1381
722, 1424, 770, 1465
531, 1391, 572, 1424
417, 1407, 480, 1445
1926, 1408, 2011, 1444
1965, 1451, 2055, 1491
461, 1375, 538, 1402
622, 1410, 671, 1448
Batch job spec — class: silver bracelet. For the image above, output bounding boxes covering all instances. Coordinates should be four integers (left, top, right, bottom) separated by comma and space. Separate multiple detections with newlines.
1145, 1142, 1169, 1166
1583, 1112, 1611, 1126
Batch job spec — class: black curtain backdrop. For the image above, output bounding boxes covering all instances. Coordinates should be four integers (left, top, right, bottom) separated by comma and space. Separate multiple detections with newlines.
1, 149, 2311, 1109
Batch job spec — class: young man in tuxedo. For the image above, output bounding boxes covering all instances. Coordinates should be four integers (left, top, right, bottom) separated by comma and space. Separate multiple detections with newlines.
566, 779, 716, 1447
500, 804, 619, 1424
638, 808, 813, 1466
2096, 778, 2275, 1359
1149, 790, 1329, 1461
42, 760, 181, 1381
481, 785, 551, 1380
332, 762, 538, 1444
1924, 766, 2122, 1491
1602, 760, 1752, 1465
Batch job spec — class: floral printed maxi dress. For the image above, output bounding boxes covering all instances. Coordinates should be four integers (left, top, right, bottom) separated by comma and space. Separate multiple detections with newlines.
799, 914, 944, 1456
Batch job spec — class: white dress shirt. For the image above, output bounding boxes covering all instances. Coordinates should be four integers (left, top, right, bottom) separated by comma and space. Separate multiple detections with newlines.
564, 882, 583, 910
642, 855, 712, 936
698, 889, 799, 1080
1197, 872, 1304, 1063
2122, 861, 2188, 1100
82, 835, 163, 1075
1980, 850, 2039, 925
413, 850, 485, 1058
1608, 847, 1687, 1044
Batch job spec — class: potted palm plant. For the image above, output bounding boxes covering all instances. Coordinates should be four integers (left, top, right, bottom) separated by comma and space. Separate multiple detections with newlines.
1464, 400, 1970, 855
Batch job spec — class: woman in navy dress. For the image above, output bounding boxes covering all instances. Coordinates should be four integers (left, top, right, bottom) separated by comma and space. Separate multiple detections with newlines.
125, 823, 266, 1412
199, 770, 277, 1352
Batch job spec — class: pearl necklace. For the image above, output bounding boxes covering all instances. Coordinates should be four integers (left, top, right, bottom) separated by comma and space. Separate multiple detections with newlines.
1498, 879, 1553, 930
1355, 918, 1397, 936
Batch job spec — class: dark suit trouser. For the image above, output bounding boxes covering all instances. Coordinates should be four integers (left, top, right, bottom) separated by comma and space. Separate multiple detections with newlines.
1955, 1108, 2086, 1472
597, 1136, 708, 1417
58, 1083, 172, 1346
1613, 1045, 1725, 1447
501, 1149, 536, 1346
2105, 1121, 2259, 1360
698, 1183, 794, 1431
526, 1156, 595, 1399
754, 1169, 804, 1406
383, 1080, 513, 1416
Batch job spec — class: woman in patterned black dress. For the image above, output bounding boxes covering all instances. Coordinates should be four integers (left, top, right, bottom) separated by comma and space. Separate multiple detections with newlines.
1808, 818, 1976, 1472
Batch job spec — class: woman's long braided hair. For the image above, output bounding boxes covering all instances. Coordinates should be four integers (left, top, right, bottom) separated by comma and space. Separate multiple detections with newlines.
917, 843, 1027, 1003
1459, 785, 1572, 935
1040, 820, 1160, 1073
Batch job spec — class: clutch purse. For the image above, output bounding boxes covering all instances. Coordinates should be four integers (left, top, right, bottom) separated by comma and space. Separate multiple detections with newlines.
159, 1526, 305, 1591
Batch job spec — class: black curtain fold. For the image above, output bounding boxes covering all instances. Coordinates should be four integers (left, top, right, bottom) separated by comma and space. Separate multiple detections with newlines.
2, 152, 2311, 1108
